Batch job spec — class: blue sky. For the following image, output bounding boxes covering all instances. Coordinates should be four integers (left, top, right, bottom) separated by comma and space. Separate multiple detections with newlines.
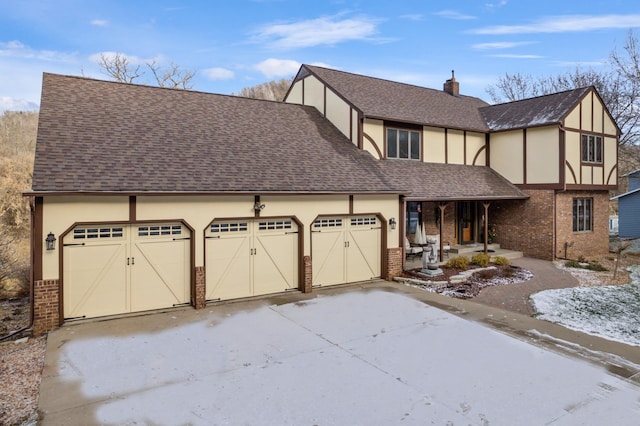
1, 0, 640, 111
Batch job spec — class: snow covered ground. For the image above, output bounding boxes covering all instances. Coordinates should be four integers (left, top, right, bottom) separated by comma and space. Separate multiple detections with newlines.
531, 265, 640, 347
40, 289, 640, 425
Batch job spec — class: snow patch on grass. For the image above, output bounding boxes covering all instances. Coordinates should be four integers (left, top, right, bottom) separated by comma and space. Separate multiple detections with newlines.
531, 265, 640, 347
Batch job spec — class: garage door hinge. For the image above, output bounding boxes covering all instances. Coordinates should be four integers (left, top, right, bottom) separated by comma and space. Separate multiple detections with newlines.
63, 242, 86, 247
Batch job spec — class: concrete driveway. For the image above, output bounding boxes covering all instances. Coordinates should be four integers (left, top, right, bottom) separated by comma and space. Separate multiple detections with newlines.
39, 282, 640, 425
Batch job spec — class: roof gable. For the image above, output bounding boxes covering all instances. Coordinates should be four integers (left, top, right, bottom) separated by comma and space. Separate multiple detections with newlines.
300, 65, 490, 132
32, 73, 400, 194
479, 87, 592, 131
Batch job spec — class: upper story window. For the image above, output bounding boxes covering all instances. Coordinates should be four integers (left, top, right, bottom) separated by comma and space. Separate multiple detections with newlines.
581, 134, 603, 164
387, 128, 420, 160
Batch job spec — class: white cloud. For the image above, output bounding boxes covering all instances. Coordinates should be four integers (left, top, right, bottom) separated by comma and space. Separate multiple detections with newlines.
202, 67, 235, 80
472, 41, 535, 50
253, 14, 380, 49
485, 0, 508, 10
255, 58, 300, 78
91, 19, 108, 27
0, 96, 39, 112
0, 40, 76, 62
488, 54, 543, 59
434, 10, 476, 20
469, 14, 640, 35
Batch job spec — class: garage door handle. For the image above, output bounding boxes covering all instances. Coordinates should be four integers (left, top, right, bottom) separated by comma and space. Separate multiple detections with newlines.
126, 257, 136, 265
63, 242, 86, 247
173, 237, 190, 241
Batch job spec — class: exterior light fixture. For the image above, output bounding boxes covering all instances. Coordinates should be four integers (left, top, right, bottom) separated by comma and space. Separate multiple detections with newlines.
45, 232, 56, 250
253, 201, 265, 211
389, 218, 397, 230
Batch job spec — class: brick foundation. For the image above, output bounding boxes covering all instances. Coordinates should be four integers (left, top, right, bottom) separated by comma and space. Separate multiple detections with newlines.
555, 191, 609, 260
386, 247, 403, 280
302, 256, 312, 293
194, 266, 206, 309
491, 190, 555, 260
33, 279, 60, 336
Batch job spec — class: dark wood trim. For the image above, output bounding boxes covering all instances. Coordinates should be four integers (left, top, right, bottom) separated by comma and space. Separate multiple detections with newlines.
463, 131, 467, 165
438, 203, 447, 262
485, 134, 490, 167
358, 112, 364, 150
516, 183, 564, 190
564, 184, 617, 190
349, 195, 354, 215
482, 202, 490, 255
33, 197, 43, 282
444, 128, 449, 164
472, 145, 486, 166
565, 161, 578, 185
349, 107, 353, 142
363, 132, 384, 159
301, 77, 305, 104
254, 195, 261, 218
590, 91, 594, 133
129, 196, 136, 222
606, 164, 617, 186
323, 84, 327, 116
522, 129, 527, 185
562, 126, 617, 138
559, 130, 566, 186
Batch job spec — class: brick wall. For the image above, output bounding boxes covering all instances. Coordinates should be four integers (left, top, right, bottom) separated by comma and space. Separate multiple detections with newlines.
417, 201, 455, 245
33, 279, 59, 336
194, 266, 206, 309
555, 190, 610, 260
490, 190, 555, 260
302, 255, 312, 293
386, 247, 403, 280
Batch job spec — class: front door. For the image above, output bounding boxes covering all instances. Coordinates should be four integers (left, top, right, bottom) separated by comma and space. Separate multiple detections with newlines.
458, 202, 476, 244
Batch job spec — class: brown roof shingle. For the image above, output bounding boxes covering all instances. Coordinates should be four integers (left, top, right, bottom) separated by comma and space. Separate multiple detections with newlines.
480, 87, 592, 131
301, 65, 490, 132
380, 160, 529, 201
32, 73, 400, 194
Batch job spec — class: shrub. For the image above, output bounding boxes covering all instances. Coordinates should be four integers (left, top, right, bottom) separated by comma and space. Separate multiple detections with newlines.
471, 253, 491, 267
565, 260, 582, 269
500, 265, 516, 277
445, 256, 469, 270
492, 256, 510, 266
475, 269, 497, 280
586, 262, 607, 272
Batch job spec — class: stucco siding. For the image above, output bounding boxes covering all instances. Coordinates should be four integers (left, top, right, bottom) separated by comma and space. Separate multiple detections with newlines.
447, 129, 465, 165
286, 80, 303, 104
527, 127, 559, 184
564, 105, 580, 130
326, 89, 351, 139
605, 136, 617, 185
490, 130, 524, 184
565, 131, 580, 184
303, 75, 325, 115
424, 126, 446, 163
466, 132, 486, 166
42, 196, 129, 279
363, 118, 384, 159
581, 93, 593, 131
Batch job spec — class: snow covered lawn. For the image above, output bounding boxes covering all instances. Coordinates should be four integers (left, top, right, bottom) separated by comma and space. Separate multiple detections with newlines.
531, 265, 640, 347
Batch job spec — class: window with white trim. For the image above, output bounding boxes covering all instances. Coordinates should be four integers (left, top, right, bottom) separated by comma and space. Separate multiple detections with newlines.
573, 198, 593, 232
581, 135, 603, 163
386, 128, 420, 160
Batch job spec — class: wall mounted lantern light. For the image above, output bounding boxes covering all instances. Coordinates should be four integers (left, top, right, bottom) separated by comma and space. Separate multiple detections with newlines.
45, 232, 56, 251
253, 201, 265, 212
389, 218, 397, 230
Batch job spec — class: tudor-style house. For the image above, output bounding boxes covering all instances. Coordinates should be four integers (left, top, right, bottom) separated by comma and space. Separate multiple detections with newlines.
27, 65, 618, 335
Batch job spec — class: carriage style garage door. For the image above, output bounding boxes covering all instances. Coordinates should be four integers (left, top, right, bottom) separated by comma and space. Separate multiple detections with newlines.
63, 223, 191, 320
311, 215, 381, 287
205, 218, 299, 301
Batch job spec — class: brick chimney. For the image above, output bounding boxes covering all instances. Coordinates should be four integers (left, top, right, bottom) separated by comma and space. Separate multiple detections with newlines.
443, 70, 459, 96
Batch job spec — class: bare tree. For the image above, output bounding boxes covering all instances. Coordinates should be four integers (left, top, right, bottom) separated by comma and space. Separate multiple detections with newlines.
97, 53, 195, 89
236, 78, 293, 101
486, 31, 640, 148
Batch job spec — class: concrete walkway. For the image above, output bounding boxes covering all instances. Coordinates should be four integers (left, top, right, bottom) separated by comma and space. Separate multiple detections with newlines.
473, 257, 579, 316
39, 273, 640, 425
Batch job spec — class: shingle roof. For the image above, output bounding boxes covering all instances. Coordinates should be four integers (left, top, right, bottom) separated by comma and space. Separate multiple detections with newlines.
480, 87, 592, 131
301, 65, 490, 132
380, 160, 529, 201
32, 73, 400, 194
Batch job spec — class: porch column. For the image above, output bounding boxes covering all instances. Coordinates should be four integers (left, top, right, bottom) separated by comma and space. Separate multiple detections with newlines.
483, 202, 491, 255
438, 202, 447, 262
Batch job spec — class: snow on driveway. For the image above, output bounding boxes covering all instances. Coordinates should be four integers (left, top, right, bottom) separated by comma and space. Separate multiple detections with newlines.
531, 265, 640, 347
40, 289, 640, 425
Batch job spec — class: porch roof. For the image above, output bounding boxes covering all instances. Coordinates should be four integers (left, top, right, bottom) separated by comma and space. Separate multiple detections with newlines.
380, 160, 529, 201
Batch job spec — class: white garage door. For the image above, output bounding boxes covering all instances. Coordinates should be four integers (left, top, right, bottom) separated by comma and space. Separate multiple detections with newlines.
63, 223, 191, 320
312, 216, 381, 287
205, 218, 298, 301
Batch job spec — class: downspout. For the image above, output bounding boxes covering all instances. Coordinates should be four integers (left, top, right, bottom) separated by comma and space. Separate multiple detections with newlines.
0, 196, 35, 341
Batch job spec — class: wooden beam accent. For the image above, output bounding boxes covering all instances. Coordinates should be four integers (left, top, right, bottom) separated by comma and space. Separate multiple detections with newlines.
483, 202, 491, 255
129, 195, 136, 222
438, 203, 447, 262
